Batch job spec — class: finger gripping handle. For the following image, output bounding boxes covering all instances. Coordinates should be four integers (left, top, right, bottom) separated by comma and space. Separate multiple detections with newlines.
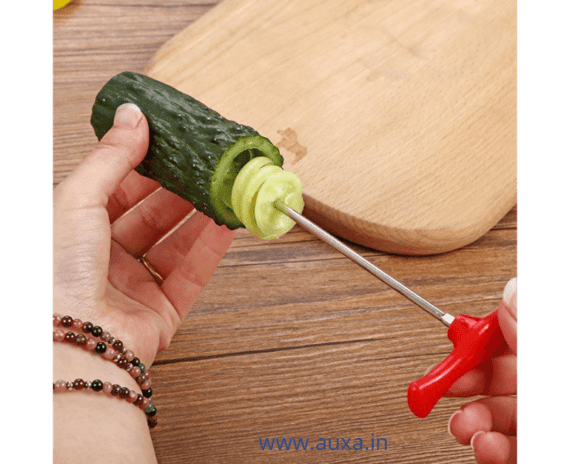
407, 311, 503, 418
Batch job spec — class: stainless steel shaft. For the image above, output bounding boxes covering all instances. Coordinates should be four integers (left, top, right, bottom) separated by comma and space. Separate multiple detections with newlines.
274, 200, 455, 327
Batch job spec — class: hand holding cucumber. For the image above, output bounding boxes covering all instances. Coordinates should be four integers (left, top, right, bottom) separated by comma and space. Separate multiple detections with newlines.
54, 102, 236, 367
54, 80, 306, 461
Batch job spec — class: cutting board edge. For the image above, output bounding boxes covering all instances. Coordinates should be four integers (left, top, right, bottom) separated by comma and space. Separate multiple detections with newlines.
303, 191, 517, 255
142, 0, 516, 255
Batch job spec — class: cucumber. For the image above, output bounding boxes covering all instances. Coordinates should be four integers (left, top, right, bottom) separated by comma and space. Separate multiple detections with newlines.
238, 164, 283, 236
231, 158, 304, 239
230, 156, 274, 232
90, 71, 283, 229
254, 171, 303, 236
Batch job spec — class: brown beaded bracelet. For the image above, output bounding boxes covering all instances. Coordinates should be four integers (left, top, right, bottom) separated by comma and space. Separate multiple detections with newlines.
53, 329, 153, 398
53, 314, 157, 428
53, 378, 157, 428
53, 314, 153, 399
54, 314, 135, 363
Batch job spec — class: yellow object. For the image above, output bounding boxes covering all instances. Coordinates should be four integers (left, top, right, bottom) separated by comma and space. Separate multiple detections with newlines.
53, 0, 73, 10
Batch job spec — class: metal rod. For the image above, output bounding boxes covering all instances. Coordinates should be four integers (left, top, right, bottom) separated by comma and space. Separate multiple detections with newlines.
274, 200, 455, 327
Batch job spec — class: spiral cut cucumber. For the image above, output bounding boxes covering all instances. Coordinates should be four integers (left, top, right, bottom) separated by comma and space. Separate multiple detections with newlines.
90, 71, 303, 238
231, 157, 304, 239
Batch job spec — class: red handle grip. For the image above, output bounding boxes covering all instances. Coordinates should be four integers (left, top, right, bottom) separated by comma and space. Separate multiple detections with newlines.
407, 310, 504, 418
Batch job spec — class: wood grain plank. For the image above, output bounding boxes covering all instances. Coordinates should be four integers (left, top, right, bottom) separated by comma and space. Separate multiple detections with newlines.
150, 343, 476, 463
145, 0, 516, 254
155, 227, 515, 362
225, 204, 516, 254
54, 0, 219, 184
54, 2, 516, 463
493, 204, 517, 229
55, 0, 516, 254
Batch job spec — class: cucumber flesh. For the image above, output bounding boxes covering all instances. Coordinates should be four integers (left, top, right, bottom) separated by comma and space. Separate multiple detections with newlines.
211, 136, 282, 227
255, 171, 303, 237
231, 157, 304, 239
220, 149, 254, 210
240, 164, 283, 236
230, 156, 273, 221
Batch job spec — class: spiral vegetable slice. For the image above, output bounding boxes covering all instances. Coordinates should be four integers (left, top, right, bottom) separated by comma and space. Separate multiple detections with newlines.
230, 156, 273, 224
254, 171, 303, 237
230, 156, 304, 239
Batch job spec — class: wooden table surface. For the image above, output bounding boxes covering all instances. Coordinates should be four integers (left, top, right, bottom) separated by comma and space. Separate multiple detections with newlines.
54, 1, 517, 462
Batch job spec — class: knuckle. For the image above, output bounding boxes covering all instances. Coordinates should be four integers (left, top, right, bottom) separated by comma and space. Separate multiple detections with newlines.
99, 127, 129, 150
179, 264, 209, 290
198, 234, 224, 260
169, 233, 193, 259
98, 142, 130, 165
93, 129, 140, 171
138, 200, 168, 232
108, 184, 131, 216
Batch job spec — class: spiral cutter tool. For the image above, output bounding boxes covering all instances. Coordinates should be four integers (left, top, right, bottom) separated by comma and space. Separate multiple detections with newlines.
274, 200, 503, 418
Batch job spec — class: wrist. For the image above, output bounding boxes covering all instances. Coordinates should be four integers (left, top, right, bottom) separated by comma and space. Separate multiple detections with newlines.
53, 314, 156, 417
53, 332, 158, 464
53, 315, 154, 398
52, 296, 160, 367
53, 341, 141, 393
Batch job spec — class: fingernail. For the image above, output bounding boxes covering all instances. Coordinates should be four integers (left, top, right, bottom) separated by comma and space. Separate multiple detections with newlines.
470, 431, 486, 450
447, 411, 463, 437
114, 103, 142, 129
502, 277, 517, 314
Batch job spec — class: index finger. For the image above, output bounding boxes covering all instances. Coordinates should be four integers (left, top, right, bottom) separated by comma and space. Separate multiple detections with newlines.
444, 352, 517, 397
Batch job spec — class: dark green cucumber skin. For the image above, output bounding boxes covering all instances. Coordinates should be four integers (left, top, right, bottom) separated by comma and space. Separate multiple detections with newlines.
90, 71, 283, 228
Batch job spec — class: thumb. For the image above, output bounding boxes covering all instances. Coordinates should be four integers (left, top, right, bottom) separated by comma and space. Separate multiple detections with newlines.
60, 103, 149, 208
498, 277, 517, 355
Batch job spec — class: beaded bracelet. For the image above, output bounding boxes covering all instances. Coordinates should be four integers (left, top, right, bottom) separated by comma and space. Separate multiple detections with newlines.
53, 314, 153, 397
53, 378, 158, 428
53, 329, 153, 398
53, 314, 158, 428
53, 314, 142, 369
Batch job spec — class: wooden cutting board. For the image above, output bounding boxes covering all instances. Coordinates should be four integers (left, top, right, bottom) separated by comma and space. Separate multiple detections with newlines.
145, 0, 516, 255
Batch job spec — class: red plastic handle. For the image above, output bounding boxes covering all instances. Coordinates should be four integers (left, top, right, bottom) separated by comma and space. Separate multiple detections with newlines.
407, 310, 504, 418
